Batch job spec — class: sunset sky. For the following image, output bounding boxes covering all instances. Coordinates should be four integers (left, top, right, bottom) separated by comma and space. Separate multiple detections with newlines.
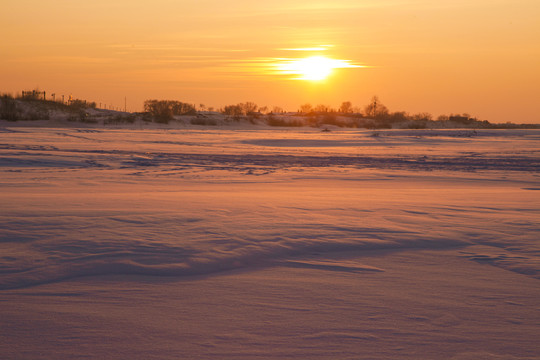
2, 0, 539, 123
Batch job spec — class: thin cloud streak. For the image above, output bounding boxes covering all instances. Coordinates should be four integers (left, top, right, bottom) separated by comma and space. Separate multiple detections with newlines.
278, 45, 334, 51
107, 44, 249, 53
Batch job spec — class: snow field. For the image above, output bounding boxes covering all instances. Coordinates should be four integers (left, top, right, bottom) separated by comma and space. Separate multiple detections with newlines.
1, 126, 539, 358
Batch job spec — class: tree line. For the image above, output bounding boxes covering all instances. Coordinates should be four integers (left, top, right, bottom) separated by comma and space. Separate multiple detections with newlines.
139, 97, 501, 129
2, 91, 538, 129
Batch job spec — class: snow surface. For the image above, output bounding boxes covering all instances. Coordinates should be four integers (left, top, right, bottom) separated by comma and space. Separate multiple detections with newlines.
1, 126, 539, 359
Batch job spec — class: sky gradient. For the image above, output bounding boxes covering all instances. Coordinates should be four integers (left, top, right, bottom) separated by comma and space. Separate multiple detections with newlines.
2, 0, 539, 123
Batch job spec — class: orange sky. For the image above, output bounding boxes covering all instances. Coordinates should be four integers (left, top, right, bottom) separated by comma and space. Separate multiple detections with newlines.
1, 0, 539, 123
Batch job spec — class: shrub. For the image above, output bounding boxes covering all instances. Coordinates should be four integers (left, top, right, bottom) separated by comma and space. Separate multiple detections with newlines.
0, 96, 21, 121
26, 108, 49, 121
407, 120, 427, 129
222, 104, 243, 119
386, 111, 409, 123
449, 115, 474, 125
69, 99, 96, 110
190, 117, 217, 126
266, 115, 303, 127
144, 100, 196, 123
104, 114, 136, 125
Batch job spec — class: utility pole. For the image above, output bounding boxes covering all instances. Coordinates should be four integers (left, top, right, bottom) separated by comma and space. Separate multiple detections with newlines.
124, 96, 127, 112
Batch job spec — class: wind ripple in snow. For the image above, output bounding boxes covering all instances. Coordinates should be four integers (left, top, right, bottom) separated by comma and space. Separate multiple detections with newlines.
0, 212, 469, 289
1, 128, 539, 289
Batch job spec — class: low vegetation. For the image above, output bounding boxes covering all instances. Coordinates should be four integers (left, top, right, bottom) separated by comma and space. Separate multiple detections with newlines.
0, 90, 96, 122
1, 90, 538, 129
143, 100, 196, 123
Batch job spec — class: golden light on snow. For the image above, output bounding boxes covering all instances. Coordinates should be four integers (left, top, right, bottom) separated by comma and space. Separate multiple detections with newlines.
273, 56, 362, 81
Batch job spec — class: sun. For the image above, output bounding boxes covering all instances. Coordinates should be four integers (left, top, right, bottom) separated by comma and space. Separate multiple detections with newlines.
274, 56, 361, 81
294, 56, 334, 80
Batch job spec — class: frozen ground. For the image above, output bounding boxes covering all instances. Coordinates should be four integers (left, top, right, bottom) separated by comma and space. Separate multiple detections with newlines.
1, 126, 539, 359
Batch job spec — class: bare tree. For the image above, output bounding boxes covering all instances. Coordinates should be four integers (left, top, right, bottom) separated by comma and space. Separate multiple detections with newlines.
314, 104, 331, 113
411, 112, 433, 121
437, 115, 449, 121
299, 103, 313, 114
272, 106, 284, 114
240, 102, 258, 115
222, 104, 243, 117
364, 96, 388, 119
339, 101, 353, 114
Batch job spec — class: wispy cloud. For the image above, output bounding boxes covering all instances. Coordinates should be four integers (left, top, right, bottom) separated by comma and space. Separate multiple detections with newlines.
108, 44, 249, 53
278, 45, 334, 52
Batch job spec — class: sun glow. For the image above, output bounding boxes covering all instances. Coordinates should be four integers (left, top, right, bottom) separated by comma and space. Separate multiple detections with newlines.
275, 56, 361, 81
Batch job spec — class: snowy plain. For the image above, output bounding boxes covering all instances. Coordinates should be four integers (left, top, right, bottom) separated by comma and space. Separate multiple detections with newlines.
1, 124, 539, 359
